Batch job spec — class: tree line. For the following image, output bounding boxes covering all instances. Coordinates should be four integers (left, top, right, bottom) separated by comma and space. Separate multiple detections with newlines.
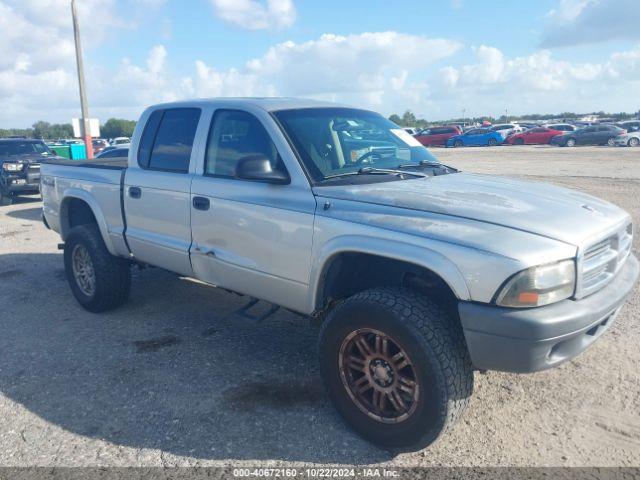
0, 118, 137, 140
388, 110, 640, 128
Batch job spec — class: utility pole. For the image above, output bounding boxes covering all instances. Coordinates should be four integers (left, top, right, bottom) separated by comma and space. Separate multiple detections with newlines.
71, 0, 93, 158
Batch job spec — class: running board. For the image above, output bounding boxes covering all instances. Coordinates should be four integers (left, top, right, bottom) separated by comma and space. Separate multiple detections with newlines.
235, 298, 280, 323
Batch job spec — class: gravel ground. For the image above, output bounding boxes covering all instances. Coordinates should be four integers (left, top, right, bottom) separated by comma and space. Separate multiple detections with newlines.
0, 145, 638, 467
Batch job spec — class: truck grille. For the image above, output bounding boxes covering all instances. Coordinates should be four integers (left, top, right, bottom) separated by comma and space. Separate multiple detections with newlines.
578, 223, 633, 298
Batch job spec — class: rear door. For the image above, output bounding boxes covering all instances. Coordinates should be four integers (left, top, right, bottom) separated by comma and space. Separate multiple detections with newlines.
124, 107, 203, 276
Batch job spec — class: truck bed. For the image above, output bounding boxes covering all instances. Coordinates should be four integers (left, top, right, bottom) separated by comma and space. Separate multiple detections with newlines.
43, 156, 128, 169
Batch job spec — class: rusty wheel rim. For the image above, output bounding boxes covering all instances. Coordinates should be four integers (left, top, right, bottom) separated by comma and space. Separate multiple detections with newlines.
338, 328, 419, 424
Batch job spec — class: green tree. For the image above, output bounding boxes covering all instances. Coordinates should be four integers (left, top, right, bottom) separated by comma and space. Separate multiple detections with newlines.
388, 114, 402, 125
31, 121, 73, 140
101, 118, 137, 139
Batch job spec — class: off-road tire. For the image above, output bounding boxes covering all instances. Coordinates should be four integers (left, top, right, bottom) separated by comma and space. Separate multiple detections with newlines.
64, 224, 131, 312
319, 288, 474, 451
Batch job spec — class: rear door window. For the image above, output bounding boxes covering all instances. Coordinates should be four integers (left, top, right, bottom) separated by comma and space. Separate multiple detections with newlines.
139, 108, 201, 172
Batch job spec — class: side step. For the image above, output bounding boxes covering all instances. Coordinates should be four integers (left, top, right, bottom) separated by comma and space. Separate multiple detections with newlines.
234, 297, 280, 323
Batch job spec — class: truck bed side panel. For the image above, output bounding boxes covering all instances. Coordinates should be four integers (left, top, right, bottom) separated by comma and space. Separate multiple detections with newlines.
41, 162, 129, 257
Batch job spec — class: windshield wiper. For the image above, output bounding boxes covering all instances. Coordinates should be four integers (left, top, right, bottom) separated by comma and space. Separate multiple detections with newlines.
323, 166, 427, 180
397, 160, 459, 173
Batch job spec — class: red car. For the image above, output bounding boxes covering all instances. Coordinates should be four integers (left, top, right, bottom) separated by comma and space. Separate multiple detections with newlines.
414, 125, 462, 146
506, 127, 563, 145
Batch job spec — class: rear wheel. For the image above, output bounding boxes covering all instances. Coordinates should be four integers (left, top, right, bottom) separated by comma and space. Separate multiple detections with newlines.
629, 137, 640, 147
515, 138, 525, 146
487, 138, 498, 146
606, 137, 616, 146
565, 138, 576, 147
64, 224, 131, 312
453, 140, 463, 148
319, 288, 474, 450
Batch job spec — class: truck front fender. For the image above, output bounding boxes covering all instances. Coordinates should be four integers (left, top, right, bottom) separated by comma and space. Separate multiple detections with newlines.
308, 235, 471, 313
60, 188, 118, 256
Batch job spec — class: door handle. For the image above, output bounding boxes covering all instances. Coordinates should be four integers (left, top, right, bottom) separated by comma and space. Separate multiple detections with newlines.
129, 186, 142, 199
192, 196, 210, 211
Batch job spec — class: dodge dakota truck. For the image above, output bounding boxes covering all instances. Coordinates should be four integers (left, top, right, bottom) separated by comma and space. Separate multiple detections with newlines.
41, 98, 639, 450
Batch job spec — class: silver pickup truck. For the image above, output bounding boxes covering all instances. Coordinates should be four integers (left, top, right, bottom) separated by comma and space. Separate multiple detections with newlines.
41, 98, 638, 450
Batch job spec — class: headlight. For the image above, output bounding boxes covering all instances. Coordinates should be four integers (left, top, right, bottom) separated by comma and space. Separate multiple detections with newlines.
495, 260, 575, 308
2, 163, 24, 172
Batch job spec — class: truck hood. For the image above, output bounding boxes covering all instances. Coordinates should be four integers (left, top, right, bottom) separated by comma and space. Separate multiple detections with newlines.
313, 172, 630, 246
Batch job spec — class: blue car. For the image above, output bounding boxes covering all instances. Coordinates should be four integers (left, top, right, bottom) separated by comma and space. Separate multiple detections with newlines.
445, 128, 504, 147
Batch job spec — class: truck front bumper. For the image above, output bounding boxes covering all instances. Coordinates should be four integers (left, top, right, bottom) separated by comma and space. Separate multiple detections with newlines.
458, 254, 639, 373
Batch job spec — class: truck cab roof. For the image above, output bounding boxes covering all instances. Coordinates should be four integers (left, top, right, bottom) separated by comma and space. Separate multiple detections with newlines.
147, 97, 352, 113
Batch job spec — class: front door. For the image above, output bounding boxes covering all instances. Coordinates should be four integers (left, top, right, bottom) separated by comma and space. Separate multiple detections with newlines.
190, 109, 315, 312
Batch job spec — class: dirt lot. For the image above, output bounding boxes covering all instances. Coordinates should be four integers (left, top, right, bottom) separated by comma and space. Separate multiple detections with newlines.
0, 145, 638, 467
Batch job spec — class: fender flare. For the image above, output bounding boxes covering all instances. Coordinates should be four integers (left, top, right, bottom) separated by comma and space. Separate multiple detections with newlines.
308, 235, 471, 312
59, 188, 117, 256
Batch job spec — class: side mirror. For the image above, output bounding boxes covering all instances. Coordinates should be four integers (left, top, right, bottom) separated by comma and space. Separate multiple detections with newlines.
236, 155, 290, 185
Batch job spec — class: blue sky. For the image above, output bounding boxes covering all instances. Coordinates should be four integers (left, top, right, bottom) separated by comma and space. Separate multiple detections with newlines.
1, 0, 639, 127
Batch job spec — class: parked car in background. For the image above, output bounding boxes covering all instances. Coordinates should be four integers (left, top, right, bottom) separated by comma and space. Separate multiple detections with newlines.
616, 120, 640, 133
100, 144, 131, 155
614, 131, 640, 147
111, 137, 131, 146
550, 125, 627, 147
490, 124, 523, 139
96, 147, 129, 158
0, 138, 54, 205
414, 125, 462, 146
446, 128, 504, 147
547, 124, 577, 132
92, 139, 109, 155
518, 123, 540, 130
506, 127, 563, 145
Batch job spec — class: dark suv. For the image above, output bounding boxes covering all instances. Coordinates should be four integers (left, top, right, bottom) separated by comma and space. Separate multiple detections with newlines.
0, 138, 53, 205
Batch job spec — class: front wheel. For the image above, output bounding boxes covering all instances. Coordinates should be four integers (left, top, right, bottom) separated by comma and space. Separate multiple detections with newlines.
319, 288, 474, 450
565, 138, 576, 147
64, 224, 131, 312
629, 137, 640, 147
515, 138, 525, 146
487, 138, 498, 146
453, 140, 463, 148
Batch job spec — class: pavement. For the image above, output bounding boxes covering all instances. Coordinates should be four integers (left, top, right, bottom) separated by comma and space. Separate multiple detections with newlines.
0, 145, 638, 467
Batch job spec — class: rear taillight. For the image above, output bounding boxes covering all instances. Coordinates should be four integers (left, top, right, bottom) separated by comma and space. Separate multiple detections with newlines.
620, 130, 627, 135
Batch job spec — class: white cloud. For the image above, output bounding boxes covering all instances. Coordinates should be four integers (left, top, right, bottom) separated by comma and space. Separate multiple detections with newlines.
541, 0, 640, 47
209, 0, 296, 30
428, 44, 640, 119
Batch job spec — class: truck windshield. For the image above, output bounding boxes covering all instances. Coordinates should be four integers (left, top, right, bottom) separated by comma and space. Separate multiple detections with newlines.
0, 141, 52, 156
273, 108, 438, 182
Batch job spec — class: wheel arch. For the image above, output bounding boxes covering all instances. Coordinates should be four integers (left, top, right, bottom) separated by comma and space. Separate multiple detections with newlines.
309, 236, 470, 314
59, 189, 117, 255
